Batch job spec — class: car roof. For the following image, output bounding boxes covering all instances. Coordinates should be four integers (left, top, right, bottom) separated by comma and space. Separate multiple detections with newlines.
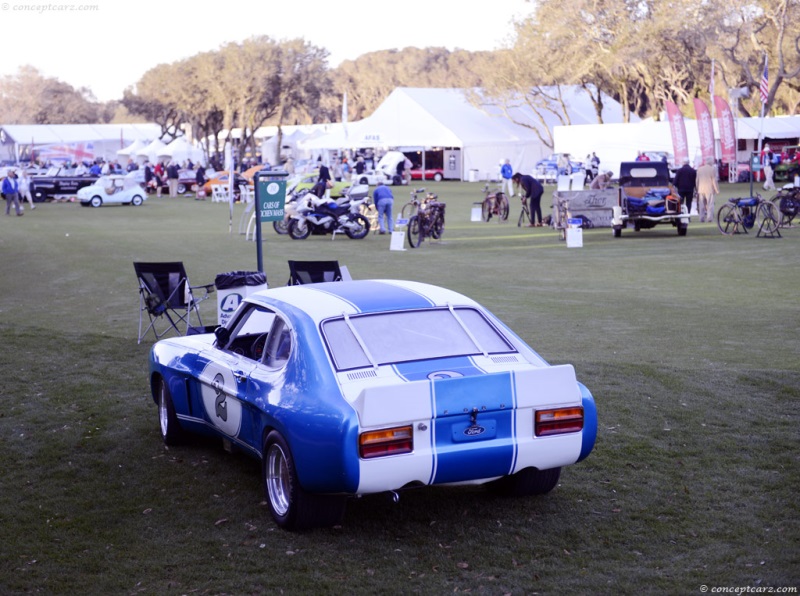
247, 279, 481, 322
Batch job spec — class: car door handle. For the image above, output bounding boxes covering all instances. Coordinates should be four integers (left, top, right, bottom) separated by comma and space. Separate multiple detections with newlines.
233, 370, 247, 383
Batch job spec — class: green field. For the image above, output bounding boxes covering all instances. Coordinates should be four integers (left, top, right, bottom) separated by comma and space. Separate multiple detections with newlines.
1, 181, 798, 594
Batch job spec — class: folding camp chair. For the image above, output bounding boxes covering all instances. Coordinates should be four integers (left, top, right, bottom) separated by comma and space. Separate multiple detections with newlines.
287, 260, 343, 285
134, 261, 215, 343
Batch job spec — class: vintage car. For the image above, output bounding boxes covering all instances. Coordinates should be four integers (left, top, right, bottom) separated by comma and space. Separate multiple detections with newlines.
76, 175, 147, 207
350, 168, 393, 186
30, 166, 99, 201
290, 171, 352, 197
410, 167, 445, 182
148, 279, 597, 531
611, 161, 689, 236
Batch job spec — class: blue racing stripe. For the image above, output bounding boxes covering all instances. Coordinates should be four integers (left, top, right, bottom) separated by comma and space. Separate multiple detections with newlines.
394, 356, 484, 381
430, 373, 515, 484
311, 280, 435, 313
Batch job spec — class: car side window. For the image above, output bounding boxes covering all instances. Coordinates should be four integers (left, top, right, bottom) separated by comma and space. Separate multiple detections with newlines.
263, 318, 292, 369
219, 304, 276, 361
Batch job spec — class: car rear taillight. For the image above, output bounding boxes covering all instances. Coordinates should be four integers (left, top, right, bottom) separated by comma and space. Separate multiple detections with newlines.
535, 407, 584, 437
359, 425, 413, 459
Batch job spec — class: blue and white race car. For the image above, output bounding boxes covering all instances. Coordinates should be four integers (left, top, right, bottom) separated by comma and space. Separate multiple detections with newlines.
148, 280, 597, 530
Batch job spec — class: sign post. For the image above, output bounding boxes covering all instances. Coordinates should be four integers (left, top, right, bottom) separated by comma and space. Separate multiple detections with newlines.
253, 170, 289, 274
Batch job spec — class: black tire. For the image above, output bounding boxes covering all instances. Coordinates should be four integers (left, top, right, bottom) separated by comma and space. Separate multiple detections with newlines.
176, 183, 186, 195
288, 218, 311, 240
262, 431, 346, 530
613, 227, 622, 238
431, 213, 445, 239
717, 203, 738, 235
345, 214, 370, 239
488, 467, 561, 497
481, 199, 492, 222
433, 172, 443, 182
755, 202, 780, 235
677, 222, 688, 236
358, 176, 368, 185
157, 377, 184, 445
407, 215, 422, 248
90, 196, 103, 208
131, 194, 144, 206
497, 194, 509, 221
273, 219, 289, 235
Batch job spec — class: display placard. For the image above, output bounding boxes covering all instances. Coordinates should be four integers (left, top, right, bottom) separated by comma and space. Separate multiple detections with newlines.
255, 179, 287, 222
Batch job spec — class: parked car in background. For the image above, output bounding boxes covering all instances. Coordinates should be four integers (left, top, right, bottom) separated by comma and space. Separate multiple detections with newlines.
350, 168, 392, 186
534, 154, 584, 182
127, 169, 196, 195
77, 175, 147, 207
29, 166, 98, 201
148, 279, 598, 531
291, 170, 351, 197
410, 167, 445, 181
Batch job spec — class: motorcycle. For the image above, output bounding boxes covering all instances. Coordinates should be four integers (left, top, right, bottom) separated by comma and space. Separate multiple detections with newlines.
287, 184, 372, 240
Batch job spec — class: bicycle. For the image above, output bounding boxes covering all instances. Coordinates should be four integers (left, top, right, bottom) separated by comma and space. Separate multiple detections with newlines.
516, 194, 532, 227
407, 195, 446, 248
401, 187, 430, 219
716, 194, 781, 237
480, 184, 509, 222
769, 186, 800, 228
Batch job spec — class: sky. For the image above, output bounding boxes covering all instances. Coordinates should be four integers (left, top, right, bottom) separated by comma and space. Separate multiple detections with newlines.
0, 0, 534, 102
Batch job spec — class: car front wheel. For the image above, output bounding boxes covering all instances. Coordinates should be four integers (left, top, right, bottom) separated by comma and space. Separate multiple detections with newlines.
262, 431, 346, 530
90, 196, 103, 208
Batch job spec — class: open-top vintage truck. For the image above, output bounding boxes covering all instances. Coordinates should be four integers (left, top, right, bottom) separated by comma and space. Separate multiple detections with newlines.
611, 161, 690, 237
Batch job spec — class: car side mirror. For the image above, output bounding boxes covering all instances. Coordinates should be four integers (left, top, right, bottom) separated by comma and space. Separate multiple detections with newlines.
214, 326, 230, 347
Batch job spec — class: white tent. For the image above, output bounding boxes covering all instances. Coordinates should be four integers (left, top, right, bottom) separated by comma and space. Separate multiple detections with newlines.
157, 136, 204, 166
117, 139, 148, 160
136, 138, 167, 164
300, 87, 633, 180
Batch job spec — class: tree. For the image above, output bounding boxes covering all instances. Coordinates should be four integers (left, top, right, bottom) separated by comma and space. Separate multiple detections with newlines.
0, 66, 107, 124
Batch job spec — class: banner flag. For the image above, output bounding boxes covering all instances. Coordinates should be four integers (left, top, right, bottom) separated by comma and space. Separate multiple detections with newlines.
665, 101, 689, 165
693, 98, 715, 162
713, 95, 737, 164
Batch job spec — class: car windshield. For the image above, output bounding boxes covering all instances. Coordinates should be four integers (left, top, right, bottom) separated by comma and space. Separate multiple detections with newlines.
322, 307, 514, 370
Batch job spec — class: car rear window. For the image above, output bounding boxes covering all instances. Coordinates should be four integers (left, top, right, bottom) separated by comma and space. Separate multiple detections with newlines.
322, 307, 515, 371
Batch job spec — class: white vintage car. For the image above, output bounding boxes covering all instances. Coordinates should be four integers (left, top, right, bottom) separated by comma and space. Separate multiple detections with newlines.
77, 175, 147, 207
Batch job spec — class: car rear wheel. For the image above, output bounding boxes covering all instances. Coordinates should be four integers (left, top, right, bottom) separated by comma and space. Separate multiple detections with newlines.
131, 195, 144, 206
176, 183, 186, 194
262, 431, 346, 530
158, 377, 184, 445
488, 467, 561, 497
433, 172, 443, 182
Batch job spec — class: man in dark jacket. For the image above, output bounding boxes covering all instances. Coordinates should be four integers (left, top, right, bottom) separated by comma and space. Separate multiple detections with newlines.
673, 159, 697, 213
512, 172, 545, 227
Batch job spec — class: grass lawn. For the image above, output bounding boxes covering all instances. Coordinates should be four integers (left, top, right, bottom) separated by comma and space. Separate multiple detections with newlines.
1, 181, 798, 594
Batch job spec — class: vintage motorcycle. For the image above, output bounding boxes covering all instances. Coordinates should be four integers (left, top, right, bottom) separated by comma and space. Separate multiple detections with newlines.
287, 184, 372, 240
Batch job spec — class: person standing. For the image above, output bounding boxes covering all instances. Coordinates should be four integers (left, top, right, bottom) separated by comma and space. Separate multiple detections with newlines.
18, 170, 35, 210
3, 170, 23, 216
500, 159, 514, 197
512, 172, 544, 227
318, 160, 332, 200
166, 161, 180, 198
194, 165, 206, 200
762, 145, 775, 191
696, 157, 719, 223
373, 181, 394, 235
673, 159, 697, 213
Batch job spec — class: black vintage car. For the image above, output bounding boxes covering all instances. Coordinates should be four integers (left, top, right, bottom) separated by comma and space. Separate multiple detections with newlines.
30, 167, 99, 201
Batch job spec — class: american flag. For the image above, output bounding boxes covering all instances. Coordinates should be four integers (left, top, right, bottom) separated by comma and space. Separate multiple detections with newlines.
760, 58, 769, 105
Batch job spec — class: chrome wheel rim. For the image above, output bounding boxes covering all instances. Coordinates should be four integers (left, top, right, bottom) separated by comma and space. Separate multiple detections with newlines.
266, 444, 291, 516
